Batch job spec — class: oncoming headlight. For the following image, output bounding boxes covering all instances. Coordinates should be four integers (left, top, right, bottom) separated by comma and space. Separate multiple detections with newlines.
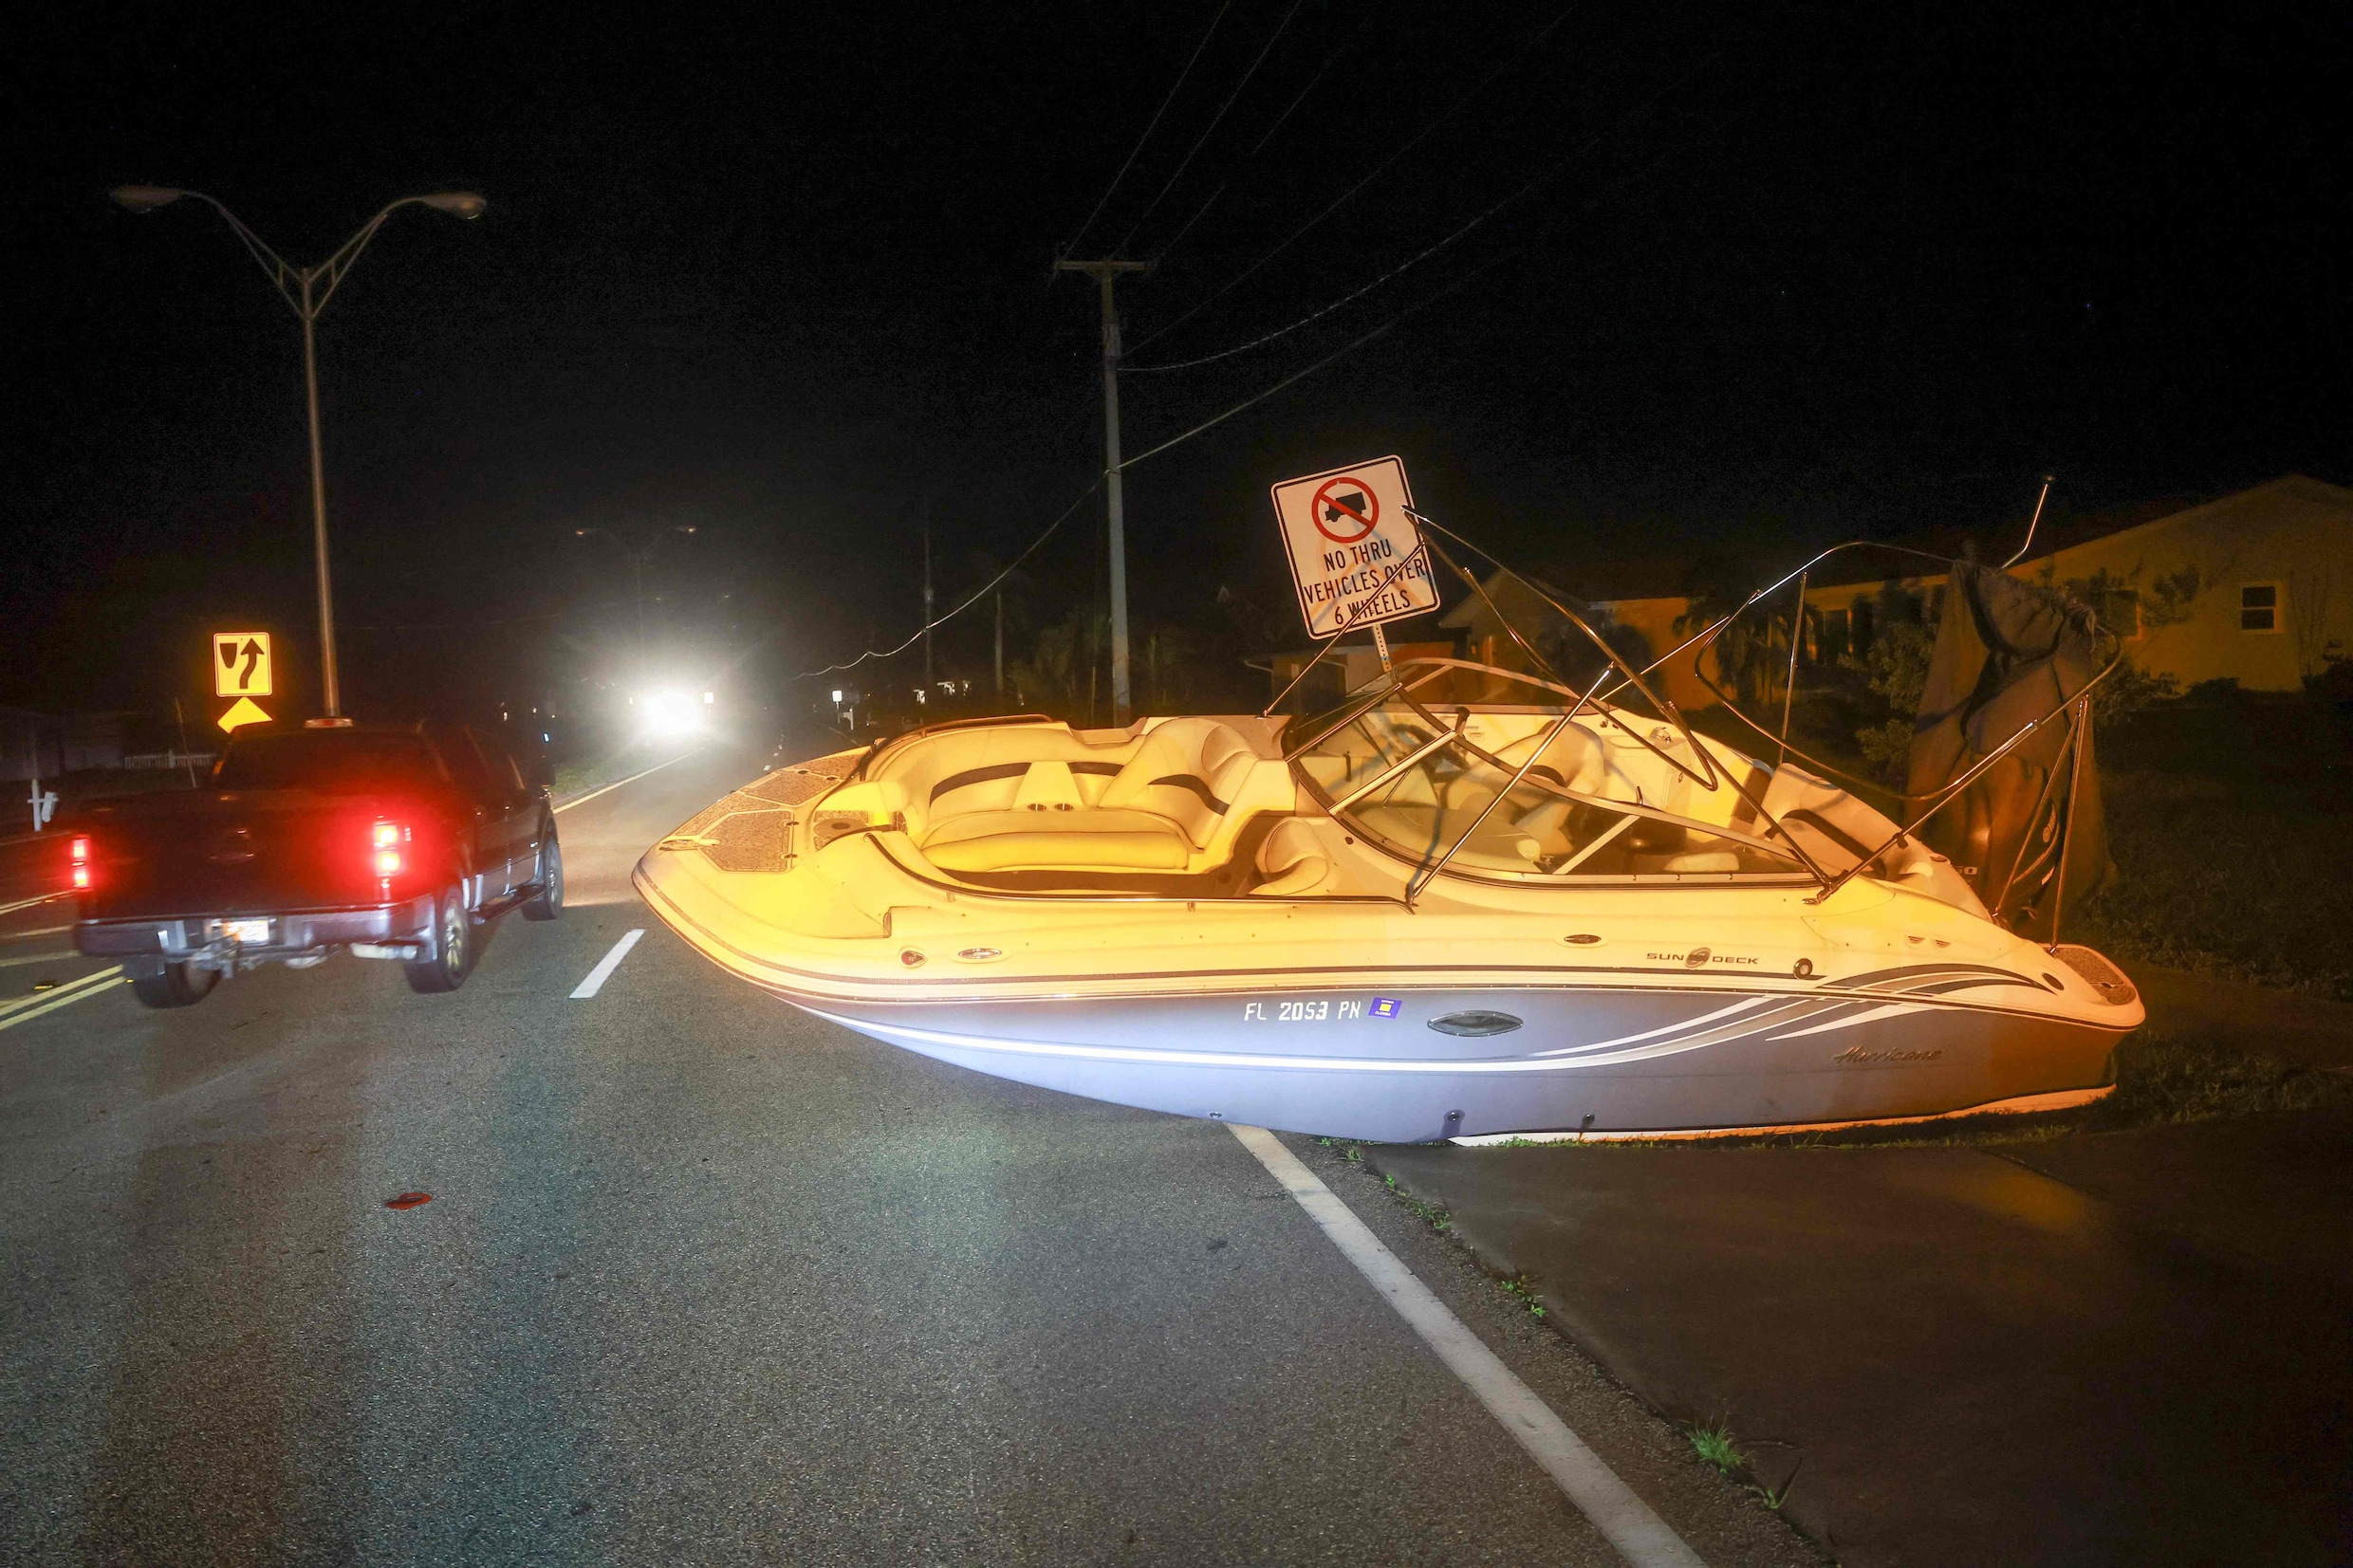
639, 689, 703, 737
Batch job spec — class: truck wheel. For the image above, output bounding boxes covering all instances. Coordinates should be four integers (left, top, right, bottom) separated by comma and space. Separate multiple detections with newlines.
404, 884, 475, 993
130, 961, 219, 1009
520, 832, 564, 922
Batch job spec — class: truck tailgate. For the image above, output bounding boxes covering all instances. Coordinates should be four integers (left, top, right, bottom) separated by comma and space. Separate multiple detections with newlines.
81, 789, 420, 918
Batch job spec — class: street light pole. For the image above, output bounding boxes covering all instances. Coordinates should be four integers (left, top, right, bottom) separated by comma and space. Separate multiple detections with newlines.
112, 185, 487, 719
297, 270, 340, 716
1056, 257, 1148, 727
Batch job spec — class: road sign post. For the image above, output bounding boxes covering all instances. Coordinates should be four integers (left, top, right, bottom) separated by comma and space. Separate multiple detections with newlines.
1269, 457, 1440, 641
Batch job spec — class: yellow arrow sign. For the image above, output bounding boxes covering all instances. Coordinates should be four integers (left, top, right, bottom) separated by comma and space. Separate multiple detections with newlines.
217, 696, 273, 733
213, 631, 273, 697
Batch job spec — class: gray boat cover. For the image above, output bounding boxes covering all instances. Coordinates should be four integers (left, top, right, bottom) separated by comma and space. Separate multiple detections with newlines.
1904, 561, 2110, 938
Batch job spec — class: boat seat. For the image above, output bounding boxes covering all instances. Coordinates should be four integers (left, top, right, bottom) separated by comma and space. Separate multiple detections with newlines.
910, 716, 1277, 875
1251, 817, 1335, 896
921, 808, 1191, 873
1098, 718, 1261, 849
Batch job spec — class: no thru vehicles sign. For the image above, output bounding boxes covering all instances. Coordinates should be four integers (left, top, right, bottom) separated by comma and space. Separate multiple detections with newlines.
1269, 456, 1438, 638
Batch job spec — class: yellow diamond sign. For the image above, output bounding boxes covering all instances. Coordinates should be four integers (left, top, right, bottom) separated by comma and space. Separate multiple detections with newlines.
217, 696, 273, 733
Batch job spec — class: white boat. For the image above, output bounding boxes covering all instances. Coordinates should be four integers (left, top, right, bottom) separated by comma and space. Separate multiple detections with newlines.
636, 646, 2142, 1141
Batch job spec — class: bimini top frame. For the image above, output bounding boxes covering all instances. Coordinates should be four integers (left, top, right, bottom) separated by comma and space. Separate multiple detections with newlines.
1275, 508, 2125, 915
1668, 536, 2124, 933
1281, 656, 1832, 905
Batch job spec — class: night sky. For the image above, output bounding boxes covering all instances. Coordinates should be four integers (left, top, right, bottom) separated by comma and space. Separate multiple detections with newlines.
7, 3, 2345, 721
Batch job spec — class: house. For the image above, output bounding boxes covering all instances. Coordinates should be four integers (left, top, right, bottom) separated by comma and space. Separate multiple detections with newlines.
1440, 475, 2353, 709
0, 709, 126, 784
1258, 641, 1456, 710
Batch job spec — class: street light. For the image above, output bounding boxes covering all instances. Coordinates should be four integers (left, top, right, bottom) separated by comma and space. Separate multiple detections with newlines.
572, 525, 697, 670
111, 185, 487, 719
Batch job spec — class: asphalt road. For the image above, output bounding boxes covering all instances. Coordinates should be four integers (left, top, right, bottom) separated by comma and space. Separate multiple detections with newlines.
0, 740, 1813, 1566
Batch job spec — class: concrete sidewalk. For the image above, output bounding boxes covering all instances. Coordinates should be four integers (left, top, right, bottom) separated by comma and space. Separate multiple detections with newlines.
1364, 964, 2353, 1565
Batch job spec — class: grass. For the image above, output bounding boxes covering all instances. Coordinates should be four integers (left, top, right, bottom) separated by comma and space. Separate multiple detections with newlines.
1686, 1416, 1798, 1511
1497, 1276, 1547, 1319
1687, 1417, 1747, 1474
1381, 1171, 1453, 1233
2075, 695, 2353, 1001
1466, 1030, 2353, 1155
2075, 770, 2353, 1001
2086, 1029, 2353, 1127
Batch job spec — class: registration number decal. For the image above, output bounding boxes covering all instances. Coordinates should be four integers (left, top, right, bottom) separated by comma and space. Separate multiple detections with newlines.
1244, 997, 1399, 1023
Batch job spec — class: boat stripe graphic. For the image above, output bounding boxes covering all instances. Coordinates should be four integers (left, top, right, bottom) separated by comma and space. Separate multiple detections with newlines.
1769, 1001, 1927, 1040
813, 1003, 1896, 1077
1566, 998, 1848, 1065
1536, 996, 1830, 1061
1532, 994, 1774, 1057
1828, 962, 2042, 992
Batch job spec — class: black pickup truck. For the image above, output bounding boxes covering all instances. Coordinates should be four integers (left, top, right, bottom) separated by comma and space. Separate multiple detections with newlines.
73, 721, 562, 1006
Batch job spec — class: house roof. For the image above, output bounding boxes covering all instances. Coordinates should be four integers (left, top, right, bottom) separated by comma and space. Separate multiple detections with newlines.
1806, 474, 2353, 587
1441, 475, 2353, 616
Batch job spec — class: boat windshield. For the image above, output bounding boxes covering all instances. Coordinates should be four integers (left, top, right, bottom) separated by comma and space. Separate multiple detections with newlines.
1285, 670, 1810, 884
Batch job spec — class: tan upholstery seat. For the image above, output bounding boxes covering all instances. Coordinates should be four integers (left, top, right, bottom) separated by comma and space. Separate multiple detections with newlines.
910, 716, 1273, 875
1099, 718, 1260, 849
1251, 817, 1334, 896
922, 808, 1190, 873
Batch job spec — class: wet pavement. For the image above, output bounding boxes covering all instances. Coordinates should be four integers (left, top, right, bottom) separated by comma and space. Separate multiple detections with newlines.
0, 737, 1813, 1566
1366, 1117, 2353, 1565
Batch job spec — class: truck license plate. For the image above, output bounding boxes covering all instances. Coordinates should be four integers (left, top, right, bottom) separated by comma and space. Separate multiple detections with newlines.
222, 918, 271, 945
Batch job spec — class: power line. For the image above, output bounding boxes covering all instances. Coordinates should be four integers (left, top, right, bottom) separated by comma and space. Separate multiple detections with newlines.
1056, 0, 1234, 263
1150, 11, 1364, 272
343, 610, 563, 631
1127, 5, 1577, 358
1114, 0, 1307, 256
1245, 12, 1362, 158
795, 475, 1104, 679
1127, 155, 1566, 373
1127, 50, 1719, 375
1152, 182, 1228, 263
1120, 241, 1523, 472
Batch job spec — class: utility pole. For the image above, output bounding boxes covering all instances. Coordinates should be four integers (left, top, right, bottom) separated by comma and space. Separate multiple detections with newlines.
921, 497, 934, 692
1056, 257, 1149, 726
993, 590, 1005, 704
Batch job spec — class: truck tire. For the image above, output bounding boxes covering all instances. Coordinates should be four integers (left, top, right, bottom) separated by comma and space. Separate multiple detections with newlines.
520, 831, 564, 922
403, 884, 475, 993
130, 960, 219, 1009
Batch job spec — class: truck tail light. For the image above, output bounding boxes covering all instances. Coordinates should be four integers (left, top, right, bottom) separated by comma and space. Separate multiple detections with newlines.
71, 836, 91, 890
372, 821, 406, 878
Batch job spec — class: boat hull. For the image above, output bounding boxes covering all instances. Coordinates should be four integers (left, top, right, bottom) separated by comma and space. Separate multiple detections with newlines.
784, 980, 2127, 1142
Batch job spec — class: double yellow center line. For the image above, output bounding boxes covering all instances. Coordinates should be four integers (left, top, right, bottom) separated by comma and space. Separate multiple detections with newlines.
0, 967, 124, 1034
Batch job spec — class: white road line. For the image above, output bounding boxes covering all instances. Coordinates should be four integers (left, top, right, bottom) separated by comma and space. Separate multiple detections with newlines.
570, 930, 644, 999
0, 968, 124, 1032
0, 891, 69, 917
1, 925, 74, 941
553, 748, 704, 814
1227, 1124, 1705, 1568
0, 950, 76, 968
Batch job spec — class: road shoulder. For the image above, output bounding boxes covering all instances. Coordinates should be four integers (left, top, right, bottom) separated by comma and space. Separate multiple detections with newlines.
1277, 1133, 1827, 1568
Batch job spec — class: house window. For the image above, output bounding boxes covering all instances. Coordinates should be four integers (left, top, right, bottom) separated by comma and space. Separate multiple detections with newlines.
2240, 582, 2281, 633
1820, 608, 1851, 662
2094, 588, 2141, 640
